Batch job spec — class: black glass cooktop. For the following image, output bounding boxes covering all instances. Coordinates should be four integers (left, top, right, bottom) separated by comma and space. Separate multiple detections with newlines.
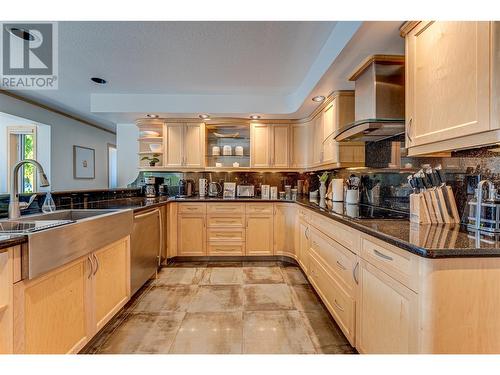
324, 201, 409, 220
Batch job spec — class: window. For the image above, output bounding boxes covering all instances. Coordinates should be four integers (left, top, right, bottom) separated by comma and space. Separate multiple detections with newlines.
108, 143, 118, 188
8, 126, 37, 193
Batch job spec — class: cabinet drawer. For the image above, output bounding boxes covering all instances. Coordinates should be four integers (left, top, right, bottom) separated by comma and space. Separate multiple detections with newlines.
309, 212, 357, 253
207, 203, 245, 214
361, 237, 411, 288
207, 242, 245, 256
309, 252, 355, 345
207, 215, 245, 228
178, 203, 206, 214
246, 203, 273, 215
309, 228, 356, 291
207, 228, 245, 242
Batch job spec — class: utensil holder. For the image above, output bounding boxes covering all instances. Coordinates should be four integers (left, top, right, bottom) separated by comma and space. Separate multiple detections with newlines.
410, 193, 431, 224
345, 189, 359, 205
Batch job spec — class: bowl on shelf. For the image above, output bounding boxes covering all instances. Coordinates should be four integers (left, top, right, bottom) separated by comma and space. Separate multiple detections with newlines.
140, 130, 160, 138
149, 143, 163, 152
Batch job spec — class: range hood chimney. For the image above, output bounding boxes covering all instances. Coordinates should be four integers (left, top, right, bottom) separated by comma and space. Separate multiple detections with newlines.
334, 55, 405, 142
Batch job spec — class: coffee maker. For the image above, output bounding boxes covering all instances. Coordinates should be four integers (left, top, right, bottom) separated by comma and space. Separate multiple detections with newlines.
143, 177, 164, 198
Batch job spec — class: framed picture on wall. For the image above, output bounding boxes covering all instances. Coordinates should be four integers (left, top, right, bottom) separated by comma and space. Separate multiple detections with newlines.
73, 145, 95, 179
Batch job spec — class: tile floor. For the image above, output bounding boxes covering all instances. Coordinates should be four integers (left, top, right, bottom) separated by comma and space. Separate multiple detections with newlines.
82, 260, 356, 354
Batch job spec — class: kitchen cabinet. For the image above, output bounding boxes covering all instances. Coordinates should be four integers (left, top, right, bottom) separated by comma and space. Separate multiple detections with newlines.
321, 101, 338, 165
273, 203, 296, 257
165, 123, 205, 168
178, 204, 207, 256
297, 219, 310, 273
356, 259, 417, 354
207, 203, 246, 256
92, 238, 130, 332
311, 115, 323, 166
0, 246, 20, 354
404, 21, 494, 155
290, 122, 311, 168
246, 204, 274, 255
250, 124, 289, 168
13, 237, 130, 354
13, 256, 92, 354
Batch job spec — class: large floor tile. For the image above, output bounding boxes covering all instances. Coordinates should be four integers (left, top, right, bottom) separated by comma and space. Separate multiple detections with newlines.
132, 285, 197, 313
156, 267, 205, 285
243, 310, 316, 354
290, 284, 325, 311
299, 309, 353, 352
98, 312, 185, 354
169, 312, 243, 354
282, 267, 309, 285
200, 267, 244, 285
243, 284, 294, 311
243, 266, 284, 284
188, 285, 243, 312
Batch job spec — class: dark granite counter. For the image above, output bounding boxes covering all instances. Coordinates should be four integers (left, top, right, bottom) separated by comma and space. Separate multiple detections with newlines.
2, 194, 499, 258
0, 234, 27, 251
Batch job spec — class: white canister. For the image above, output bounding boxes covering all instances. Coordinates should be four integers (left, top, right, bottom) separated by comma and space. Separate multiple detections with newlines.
261, 185, 270, 199
212, 146, 221, 156
270, 186, 278, 200
345, 189, 360, 205
223, 145, 232, 156
199, 178, 207, 197
235, 146, 244, 156
331, 179, 344, 202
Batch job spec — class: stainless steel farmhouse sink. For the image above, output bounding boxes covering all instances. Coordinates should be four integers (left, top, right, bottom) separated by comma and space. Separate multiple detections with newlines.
0, 209, 134, 280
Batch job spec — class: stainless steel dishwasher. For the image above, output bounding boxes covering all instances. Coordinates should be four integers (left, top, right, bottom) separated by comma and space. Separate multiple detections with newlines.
130, 208, 163, 295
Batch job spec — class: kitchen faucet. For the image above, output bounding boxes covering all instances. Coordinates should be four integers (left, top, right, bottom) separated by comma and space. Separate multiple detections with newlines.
9, 159, 50, 219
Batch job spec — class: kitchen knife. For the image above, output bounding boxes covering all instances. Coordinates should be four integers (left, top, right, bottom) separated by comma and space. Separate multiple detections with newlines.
416, 170, 438, 223
428, 166, 454, 224
424, 167, 445, 223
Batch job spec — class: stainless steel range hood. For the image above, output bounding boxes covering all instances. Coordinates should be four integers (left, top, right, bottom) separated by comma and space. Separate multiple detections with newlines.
334, 55, 405, 142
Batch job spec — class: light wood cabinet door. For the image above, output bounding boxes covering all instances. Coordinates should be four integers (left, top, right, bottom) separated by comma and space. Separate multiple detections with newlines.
357, 259, 417, 354
322, 101, 339, 164
273, 204, 296, 257
272, 125, 289, 168
0, 248, 14, 354
93, 238, 130, 333
298, 220, 310, 273
165, 124, 184, 167
406, 21, 491, 149
312, 115, 323, 166
178, 214, 207, 256
251, 124, 271, 168
246, 215, 273, 255
184, 123, 204, 167
291, 122, 311, 168
14, 257, 92, 354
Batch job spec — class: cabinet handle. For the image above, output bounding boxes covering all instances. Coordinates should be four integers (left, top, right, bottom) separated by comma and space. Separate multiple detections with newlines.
373, 249, 393, 261
87, 256, 94, 279
333, 299, 344, 312
406, 118, 413, 143
93, 253, 99, 275
336, 260, 346, 270
353, 262, 359, 285
305, 227, 309, 240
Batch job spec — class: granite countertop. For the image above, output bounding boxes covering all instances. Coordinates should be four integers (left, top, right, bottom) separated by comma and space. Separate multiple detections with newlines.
2, 194, 500, 258
0, 234, 28, 251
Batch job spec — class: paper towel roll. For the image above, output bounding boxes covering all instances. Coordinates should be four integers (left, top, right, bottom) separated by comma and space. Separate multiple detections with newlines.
331, 179, 344, 201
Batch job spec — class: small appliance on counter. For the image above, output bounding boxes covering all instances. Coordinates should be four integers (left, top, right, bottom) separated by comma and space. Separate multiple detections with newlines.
178, 179, 195, 198
223, 182, 236, 199
208, 182, 222, 197
261, 185, 270, 199
143, 176, 164, 198
467, 179, 500, 233
237, 185, 255, 198
199, 178, 208, 197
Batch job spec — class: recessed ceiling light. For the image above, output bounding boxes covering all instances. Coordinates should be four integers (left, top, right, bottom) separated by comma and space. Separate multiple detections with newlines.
146, 114, 159, 118
250, 115, 261, 120
312, 95, 326, 102
199, 114, 210, 119
90, 77, 107, 84
6, 27, 37, 41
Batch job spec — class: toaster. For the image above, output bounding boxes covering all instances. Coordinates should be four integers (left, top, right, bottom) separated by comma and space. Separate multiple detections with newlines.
237, 185, 255, 197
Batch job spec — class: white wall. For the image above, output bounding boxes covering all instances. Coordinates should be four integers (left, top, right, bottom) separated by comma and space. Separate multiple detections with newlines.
0, 93, 116, 192
116, 123, 139, 187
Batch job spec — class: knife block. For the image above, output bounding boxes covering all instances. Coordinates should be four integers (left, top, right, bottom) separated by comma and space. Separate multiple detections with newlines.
410, 193, 431, 224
